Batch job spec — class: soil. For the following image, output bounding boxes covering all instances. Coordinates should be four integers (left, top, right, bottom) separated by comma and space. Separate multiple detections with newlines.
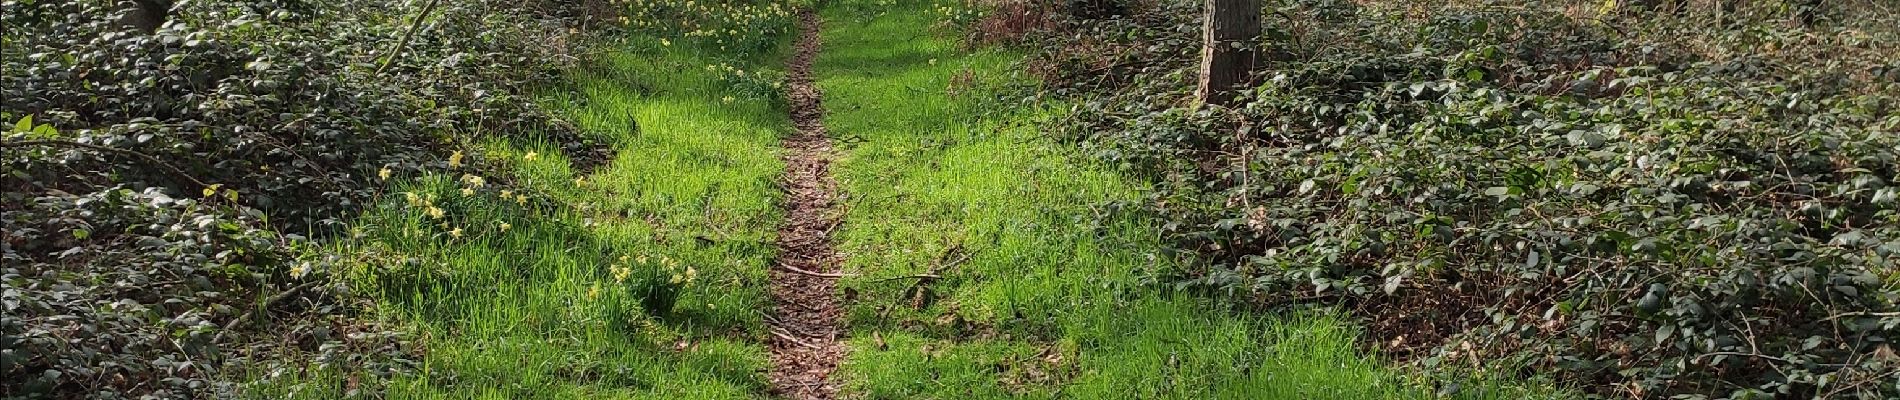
766, 9, 846, 400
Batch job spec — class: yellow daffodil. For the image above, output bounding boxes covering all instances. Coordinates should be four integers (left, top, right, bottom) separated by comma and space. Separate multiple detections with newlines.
523, 152, 538, 161
427, 206, 445, 219
449, 151, 465, 168
461, 188, 475, 196
500, 189, 513, 198
499, 222, 512, 232
588, 284, 600, 299
575, 177, 587, 187
516, 194, 528, 205
449, 228, 464, 238
722, 96, 735, 104
379, 167, 392, 180
202, 184, 223, 198
404, 192, 421, 206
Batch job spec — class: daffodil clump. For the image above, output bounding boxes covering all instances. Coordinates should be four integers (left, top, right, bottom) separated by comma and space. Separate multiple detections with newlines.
935, 1, 984, 28
707, 62, 787, 105
624, 0, 793, 54
382, 152, 532, 242
600, 253, 698, 316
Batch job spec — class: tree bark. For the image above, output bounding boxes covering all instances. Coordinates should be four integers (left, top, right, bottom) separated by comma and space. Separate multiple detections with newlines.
1196, 0, 1260, 107
123, 0, 172, 33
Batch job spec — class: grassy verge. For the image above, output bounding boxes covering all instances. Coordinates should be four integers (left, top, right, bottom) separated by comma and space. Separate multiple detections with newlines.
253, 38, 790, 398
818, 3, 1548, 399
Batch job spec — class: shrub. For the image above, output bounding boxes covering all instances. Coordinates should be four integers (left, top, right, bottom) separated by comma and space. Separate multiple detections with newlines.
1, 0, 616, 397
1021, 0, 1900, 397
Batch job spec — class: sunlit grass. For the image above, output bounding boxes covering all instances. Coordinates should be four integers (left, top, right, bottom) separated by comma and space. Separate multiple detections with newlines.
818, 3, 1552, 398
248, 1, 1566, 398
250, 36, 791, 399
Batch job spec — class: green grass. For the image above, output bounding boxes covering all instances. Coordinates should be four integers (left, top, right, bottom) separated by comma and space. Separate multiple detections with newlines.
250, 37, 790, 399
817, 3, 1551, 399
247, 2, 1564, 398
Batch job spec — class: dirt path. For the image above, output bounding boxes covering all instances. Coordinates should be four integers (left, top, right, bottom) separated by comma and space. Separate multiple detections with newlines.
766, 9, 845, 400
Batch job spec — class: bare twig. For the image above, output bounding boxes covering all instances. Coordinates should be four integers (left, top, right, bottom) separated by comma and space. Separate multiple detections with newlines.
212, 280, 321, 344
2, 139, 209, 188
377, 0, 443, 75
775, 262, 857, 278
1825, 311, 1900, 321
868, 274, 942, 283
1692, 351, 1793, 364
769, 328, 819, 349
1257, 293, 1340, 310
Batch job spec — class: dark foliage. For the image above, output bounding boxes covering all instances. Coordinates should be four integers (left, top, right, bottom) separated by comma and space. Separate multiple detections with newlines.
1, 0, 613, 397
1018, 0, 1900, 397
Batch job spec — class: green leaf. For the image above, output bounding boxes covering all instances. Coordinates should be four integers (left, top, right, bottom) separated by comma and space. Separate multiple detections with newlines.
13, 115, 31, 133
72, 229, 90, 240
1465, 69, 1483, 82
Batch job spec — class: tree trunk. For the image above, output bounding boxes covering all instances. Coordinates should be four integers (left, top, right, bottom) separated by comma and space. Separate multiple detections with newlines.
1196, 0, 1260, 107
122, 0, 172, 33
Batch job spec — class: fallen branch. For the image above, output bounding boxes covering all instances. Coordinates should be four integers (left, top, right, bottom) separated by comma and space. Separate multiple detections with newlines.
1256, 293, 1339, 311
868, 273, 941, 283
1824, 311, 1900, 321
1692, 351, 1794, 364
212, 280, 321, 344
768, 328, 819, 349
775, 262, 857, 278
2, 139, 209, 189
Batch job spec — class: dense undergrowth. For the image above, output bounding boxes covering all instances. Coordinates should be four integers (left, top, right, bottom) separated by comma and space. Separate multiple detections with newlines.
1, 0, 618, 397
992, 0, 1900, 397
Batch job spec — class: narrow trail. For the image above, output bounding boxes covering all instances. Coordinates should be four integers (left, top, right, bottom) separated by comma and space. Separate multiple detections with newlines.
766, 9, 845, 400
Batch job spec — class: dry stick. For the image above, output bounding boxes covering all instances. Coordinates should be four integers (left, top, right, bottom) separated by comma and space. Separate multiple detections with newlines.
878, 246, 973, 282
376, 0, 442, 75
868, 274, 941, 283
1824, 311, 1900, 321
2, 140, 209, 189
769, 328, 820, 349
212, 280, 321, 344
775, 262, 857, 278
